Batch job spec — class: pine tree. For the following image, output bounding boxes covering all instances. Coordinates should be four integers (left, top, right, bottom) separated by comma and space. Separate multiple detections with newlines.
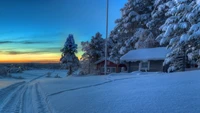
134, 28, 156, 49
81, 32, 105, 74
60, 34, 80, 76
183, 1, 200, 68
81, 32, 105, 62
110, 0, 156, 62
147, 0, 175, 38
157, 0, 195, 71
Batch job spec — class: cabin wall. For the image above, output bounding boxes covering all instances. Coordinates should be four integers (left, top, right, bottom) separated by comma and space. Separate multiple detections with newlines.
149, 60, 164, 72
126, 60, 164, 73
126, 61, 140, 72
96, 60, 127, 75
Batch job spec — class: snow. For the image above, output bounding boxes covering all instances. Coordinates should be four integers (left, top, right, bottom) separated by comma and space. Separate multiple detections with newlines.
128, 11, 138, 17
0, 79, 23, 90
164, 25, 173, 37
120, 47, 169, 62
94, 57, 116, 64
174, 0, 187, 4
1, 69, 200, 112
40, 70, 200, 113
179, 22, 188, 29
0, 69, 67, 89
179, 34, 189, 43
189, 31, 200, 40
197, 0, 200, 4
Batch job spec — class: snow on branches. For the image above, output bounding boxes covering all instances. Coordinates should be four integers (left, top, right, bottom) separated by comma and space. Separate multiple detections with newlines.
60, 34, 80, 75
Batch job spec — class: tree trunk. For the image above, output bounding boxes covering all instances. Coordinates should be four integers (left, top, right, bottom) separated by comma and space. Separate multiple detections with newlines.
182, 45, 186, 71
68, 66, 72, 76
117, 64, 119, 73
88, 61, 90, 74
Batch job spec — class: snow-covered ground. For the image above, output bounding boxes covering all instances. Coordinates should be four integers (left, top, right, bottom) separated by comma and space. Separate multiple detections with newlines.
0, 79, 23, 90
0, 69, 68, 89
0, 70, 200, 113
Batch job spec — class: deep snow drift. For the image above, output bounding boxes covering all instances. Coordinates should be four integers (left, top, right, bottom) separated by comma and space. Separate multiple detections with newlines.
0, 70, 200, 113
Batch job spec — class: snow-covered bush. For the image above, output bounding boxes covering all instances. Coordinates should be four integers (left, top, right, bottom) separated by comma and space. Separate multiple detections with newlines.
46, 72, 52, 78
54, 74, 61, 78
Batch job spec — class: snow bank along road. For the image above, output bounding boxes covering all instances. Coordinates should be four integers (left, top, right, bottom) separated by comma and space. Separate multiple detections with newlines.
0, 72, 53, 113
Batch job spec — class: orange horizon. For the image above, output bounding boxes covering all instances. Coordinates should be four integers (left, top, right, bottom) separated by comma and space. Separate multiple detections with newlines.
0, 52, 82, 63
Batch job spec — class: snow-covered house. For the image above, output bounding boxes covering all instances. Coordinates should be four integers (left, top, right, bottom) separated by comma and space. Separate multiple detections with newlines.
120, 47, 169, 72
95, 58, 127, 75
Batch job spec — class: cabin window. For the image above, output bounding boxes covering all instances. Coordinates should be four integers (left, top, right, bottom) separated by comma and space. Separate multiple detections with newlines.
141, 62, 148, 68
139, 61, 150, 71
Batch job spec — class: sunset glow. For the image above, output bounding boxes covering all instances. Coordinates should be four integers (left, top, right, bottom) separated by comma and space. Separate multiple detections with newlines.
0, 0, 126, 63
0, 52, 83, 63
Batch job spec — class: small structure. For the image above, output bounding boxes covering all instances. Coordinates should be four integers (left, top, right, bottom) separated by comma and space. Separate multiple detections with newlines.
120, 47, 169, 72
95, 58, 127, 75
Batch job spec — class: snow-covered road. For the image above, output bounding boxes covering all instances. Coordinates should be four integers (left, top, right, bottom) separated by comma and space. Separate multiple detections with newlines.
0, 70, 54, 113
1, 70, 200, 113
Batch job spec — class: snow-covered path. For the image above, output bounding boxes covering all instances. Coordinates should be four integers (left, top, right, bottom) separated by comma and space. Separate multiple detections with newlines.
0, 82, 52, 113
0, 70, 55, 113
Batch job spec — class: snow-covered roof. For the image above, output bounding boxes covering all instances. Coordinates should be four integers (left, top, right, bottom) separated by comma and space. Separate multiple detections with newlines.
94, 58, 116, 64
120, 47, 169, 62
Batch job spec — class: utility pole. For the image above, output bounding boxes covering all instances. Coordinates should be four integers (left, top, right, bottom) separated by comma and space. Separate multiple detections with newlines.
104, 0, 109, 75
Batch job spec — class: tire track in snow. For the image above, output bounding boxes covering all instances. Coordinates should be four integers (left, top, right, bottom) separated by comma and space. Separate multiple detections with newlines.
0, 83, 52, 113
48, 76, 136, 97
0, 83, 26, 113
0, 71, 54, 113
0, 82, 25, 106
33, 83, 53, 113
22, 85, 35, 113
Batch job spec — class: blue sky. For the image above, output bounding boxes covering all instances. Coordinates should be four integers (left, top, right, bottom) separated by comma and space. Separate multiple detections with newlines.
0, 0, 126, 63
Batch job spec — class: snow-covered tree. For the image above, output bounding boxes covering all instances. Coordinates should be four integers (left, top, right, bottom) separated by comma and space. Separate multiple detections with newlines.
81, 32, 105, 74
81, 32, 105, 62
60, 34, 80, 75
157, 0, 195, 71
133, 28, 157, 49
185, 1, 200, 67
147, 0, 175, 37
109, 26, 125, 64
110, 0, 157, 62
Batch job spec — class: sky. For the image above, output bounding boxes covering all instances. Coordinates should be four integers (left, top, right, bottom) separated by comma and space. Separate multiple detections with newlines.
0, 0, 126, 63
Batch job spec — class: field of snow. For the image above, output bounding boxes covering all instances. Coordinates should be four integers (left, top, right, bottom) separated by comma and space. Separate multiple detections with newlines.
0, 69, 200, 113
39, 70, 200, 113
